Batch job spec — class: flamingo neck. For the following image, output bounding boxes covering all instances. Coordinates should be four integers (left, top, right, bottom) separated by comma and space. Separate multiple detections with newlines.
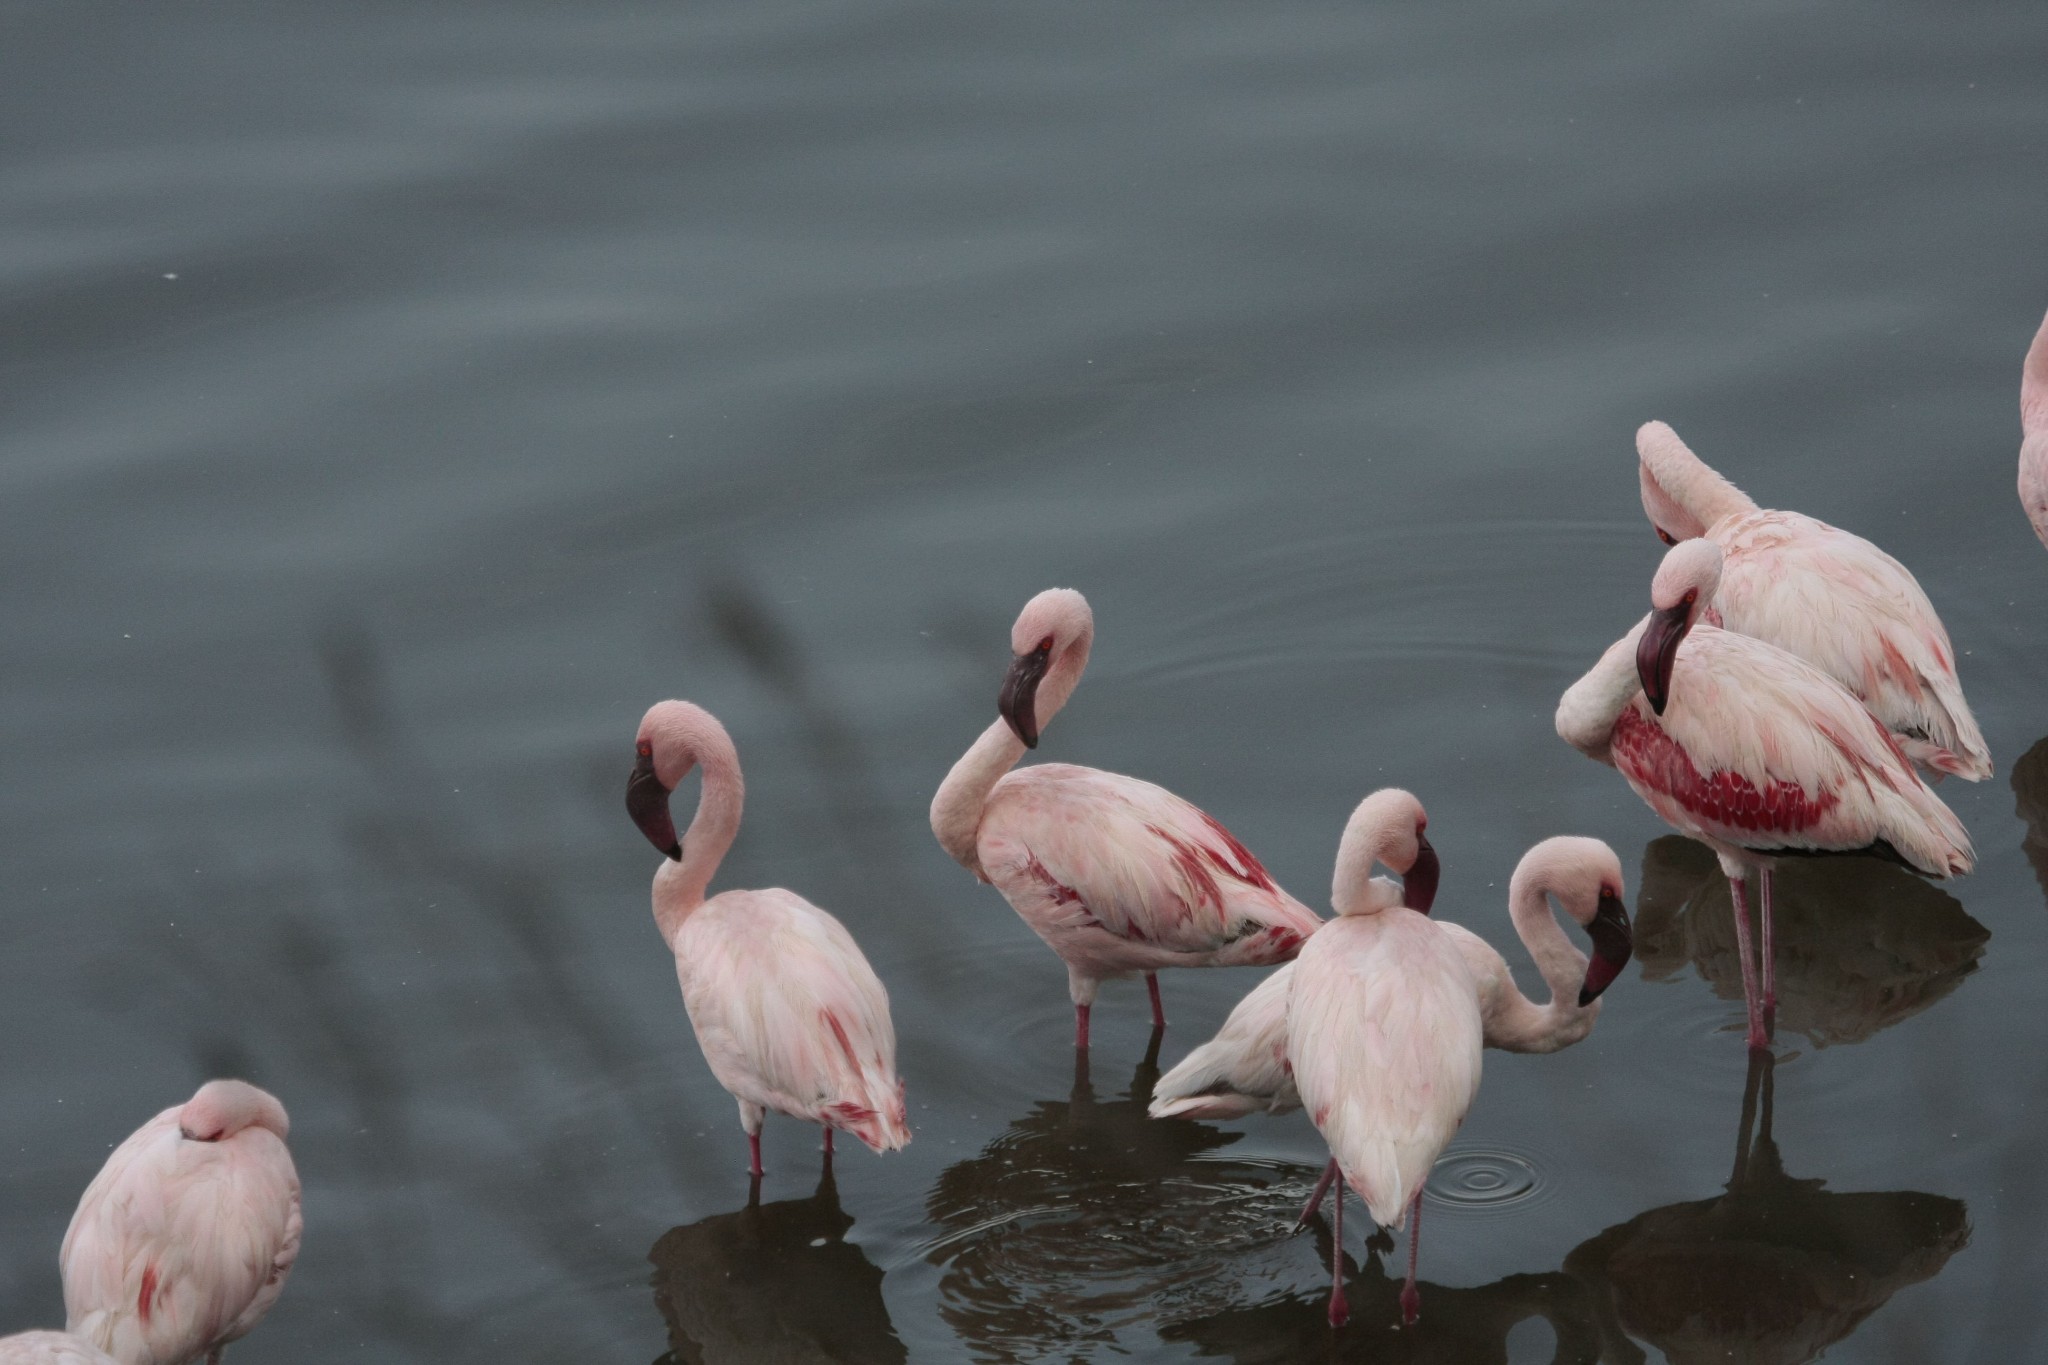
1639, 429, 1757, 532
1555, 617, 1649, 763
2026, 309, 2048, 431
931, 719, 1027, 874
652, 748, 744, 942
1484, 874, 1596, 1054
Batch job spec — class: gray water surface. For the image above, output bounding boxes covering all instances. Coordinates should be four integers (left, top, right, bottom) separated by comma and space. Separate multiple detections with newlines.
6, 1, 2048, 1361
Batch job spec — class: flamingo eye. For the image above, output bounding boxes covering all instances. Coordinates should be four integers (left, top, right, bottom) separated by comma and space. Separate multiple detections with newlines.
636, 739, 653, 758
1037, 635, 1055, 653
1656, 527, 1678, 547
1682, 589, 1697, 606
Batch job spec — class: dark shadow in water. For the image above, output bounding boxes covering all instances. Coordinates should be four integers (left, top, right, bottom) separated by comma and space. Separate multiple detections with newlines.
925, 1031, 1314, 1361
2010, 736, 2048, 906
1633, 836, 1988, 1047
1158, 1247, 1602, 1363
1565, 1051, 1969, 1365
649, 1167, 906, 1365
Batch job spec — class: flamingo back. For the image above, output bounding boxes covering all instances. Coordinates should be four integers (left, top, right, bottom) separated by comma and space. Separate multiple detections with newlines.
61, 1110, 301, 1365
1287, 912, 1482, 1227
674, 888, 911, 1152
1711, 510, 1989, 780
1614, 628, 1973, 876
1149, 963, 1299, 1120
978, 764, 1322, 965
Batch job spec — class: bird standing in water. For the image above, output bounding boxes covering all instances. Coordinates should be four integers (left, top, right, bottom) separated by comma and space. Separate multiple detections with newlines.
930, 588, 1323, 1048
629, 700, 910, 1178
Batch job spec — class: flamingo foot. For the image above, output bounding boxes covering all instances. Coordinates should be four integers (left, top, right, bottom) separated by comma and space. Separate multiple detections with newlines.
1146, 972, 1167, 1029
1074, 1002, 1091, 1050
748, 1132, 764, 1179
1328, 1288, 1350, 1328
1400, 1280, 1420, 1327
1293, 1158, 1340, 1233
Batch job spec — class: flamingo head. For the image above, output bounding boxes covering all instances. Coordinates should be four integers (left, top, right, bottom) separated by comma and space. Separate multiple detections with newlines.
178, 1079, 289, 1143
1332, 788, 1438, 916
629, 700, 733, 860
998, 588, 1094, 749
1636, 538, 1722, 716
1516, 837, 1635, 1006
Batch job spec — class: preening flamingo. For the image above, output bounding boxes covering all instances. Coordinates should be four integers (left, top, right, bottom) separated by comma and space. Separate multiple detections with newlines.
1557, 538, 1974, 1050
628, 700, 910, 1177
1636, 420, 1989, 780
0, 1334, 119, 1365
930, 588, 1324, 1048
2018, 307, 2048, 550
59, 1080, 301, 1365
1150, 838, 1632, 1124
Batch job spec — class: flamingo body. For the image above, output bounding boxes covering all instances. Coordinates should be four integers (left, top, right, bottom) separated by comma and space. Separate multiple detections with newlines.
670, 882, 910, 1153
60, 1082, 300, 1365
2019, 307, 2048, 550
0, 1334, 120, 1365
1637, 421, 1988, 780
1289, 908, 1482, 1228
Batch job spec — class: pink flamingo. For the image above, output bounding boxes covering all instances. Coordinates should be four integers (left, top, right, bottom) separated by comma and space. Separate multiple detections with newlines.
1636, 420, 1989, 780
2018, 307, 2048, 550
0, 1334, 119, 1365
930, 588, 1327, 1048
1150, 836, 1633, 1124
1558, 538, 1974, 1050
628, 700, 910, 1177
59, 1081, 301, 1365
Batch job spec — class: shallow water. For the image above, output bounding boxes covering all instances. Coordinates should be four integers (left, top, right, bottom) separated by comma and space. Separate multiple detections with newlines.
5, 1, 2048, 1360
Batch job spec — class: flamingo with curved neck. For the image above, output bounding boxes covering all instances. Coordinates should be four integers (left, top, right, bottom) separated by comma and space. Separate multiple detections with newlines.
1635, 420, 1989, 781
1558, 538, 1973, 1050
2018, 306, 2048, 550
930, 588, 1333, 1048
629, 700, 910, 1178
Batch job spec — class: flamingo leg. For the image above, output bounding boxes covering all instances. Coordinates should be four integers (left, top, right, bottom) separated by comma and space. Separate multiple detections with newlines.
1728, 876, 1768, 1051
822, 1126, 834, 1163
1399, 1190, 1422, 1326
1146, 972, 1167, 1029
748, 1131, 764, 1179
1294, 1158, 1340, 1233
1759, 866, 1778, 1033
1327, 1179, 1349, 1327
1074, 1002, 1091, 1050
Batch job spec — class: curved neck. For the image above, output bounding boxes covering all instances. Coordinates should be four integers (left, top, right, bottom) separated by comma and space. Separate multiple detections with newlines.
2026, 309, 2048, 433
652, 747, 744, 941
1555, 618, 1648, 762
1036, 631, 1092, 730
1640, 426, 1757, 530
931, 719, 1027, 874
1485, 876, 1595, 1054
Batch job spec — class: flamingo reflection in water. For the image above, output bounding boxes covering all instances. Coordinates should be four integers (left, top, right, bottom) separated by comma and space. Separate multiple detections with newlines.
924, 1033, 1323, 1361
2009, 737, 2048, 906
649, 1170, 906, 1365
1566, 1050, 1968, 1365
1634, 836, 1987, 1048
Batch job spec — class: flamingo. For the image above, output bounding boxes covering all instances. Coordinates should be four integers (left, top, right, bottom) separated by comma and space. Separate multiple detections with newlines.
0, 1335, 119, 1365
1635, 420, 1990, 780
2018, 306, 2048, 550
929, 588, 1325, 1048
1557, 538, 1974, 1051
1150, 837, 1633, 1125
628, 699, 910, 1177
58, 1081, 301, 1365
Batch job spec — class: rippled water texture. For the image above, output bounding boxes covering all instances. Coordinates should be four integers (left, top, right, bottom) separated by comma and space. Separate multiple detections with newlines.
5, 1, 2048, 1361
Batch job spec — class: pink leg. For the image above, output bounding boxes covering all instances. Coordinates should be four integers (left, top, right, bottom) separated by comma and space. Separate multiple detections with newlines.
1074, 1002, 1091, 1050
1399, 1190, 1422, 1326
823, 1126, 835, 1158
1146, 972, 1167, 1029
1294, 1157, 1340, 1232
1759, 866, 1777, 1034
1728, 876, 1768, 1051
748, 1130, 764, 1179
1327, 1179, 1349, 1327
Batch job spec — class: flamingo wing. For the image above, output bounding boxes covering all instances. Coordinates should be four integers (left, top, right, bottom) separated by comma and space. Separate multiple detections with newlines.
981, 764, 1322, 961
1616, 628, 1972, 876
1715, 511, 1989, 780
675, 889, 910, 1151
1287, 913, 1482, 1227
1149, 963, 1298, 1120
0, 1333, 121, 1365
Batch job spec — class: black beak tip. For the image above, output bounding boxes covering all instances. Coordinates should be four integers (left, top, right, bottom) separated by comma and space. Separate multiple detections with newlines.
664, 841, 682, 861
1647, 692, 1668, 717
1577, 986, 1595, 1008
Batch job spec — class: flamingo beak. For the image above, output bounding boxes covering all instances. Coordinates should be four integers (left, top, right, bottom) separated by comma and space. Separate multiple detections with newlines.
1577, 890, 1634, 1006
1402, 834, 1440, 914
998, 642, 1052, 749
1635, 601, 1691, 716
627, 744, 682, 860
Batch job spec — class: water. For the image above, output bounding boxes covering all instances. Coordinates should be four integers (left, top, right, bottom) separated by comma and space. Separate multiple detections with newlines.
4, 0, 2047, 1360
